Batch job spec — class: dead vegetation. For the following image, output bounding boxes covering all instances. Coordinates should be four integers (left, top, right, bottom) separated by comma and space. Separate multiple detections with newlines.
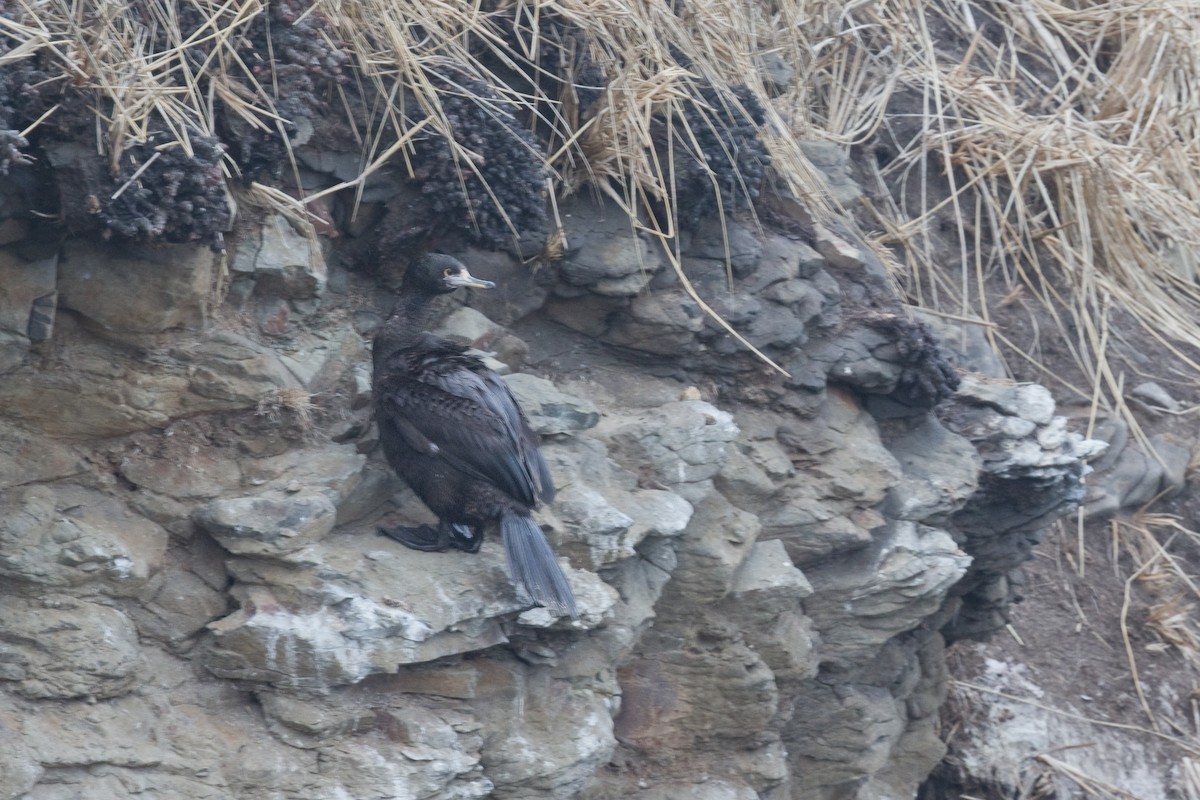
4, 0, 1198, 395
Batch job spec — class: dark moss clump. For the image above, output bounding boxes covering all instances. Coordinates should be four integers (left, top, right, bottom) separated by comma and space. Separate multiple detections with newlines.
218, 0, 351, 182
657, 83, 771, 228
872, 315, 961, 409
479, 5, 607, 122
406, 66, 549, 248
100, 134, 232, 251
0, 3, 50, 173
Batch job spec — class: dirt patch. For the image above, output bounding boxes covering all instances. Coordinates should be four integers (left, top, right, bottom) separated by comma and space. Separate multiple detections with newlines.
919, 275, 1200, 797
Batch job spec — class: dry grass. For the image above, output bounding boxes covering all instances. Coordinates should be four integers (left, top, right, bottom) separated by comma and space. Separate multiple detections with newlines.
256, 385, 316, 435
1116, 513, 1200, 689
7, 0, 1199, 397
852, 0, 1200, 411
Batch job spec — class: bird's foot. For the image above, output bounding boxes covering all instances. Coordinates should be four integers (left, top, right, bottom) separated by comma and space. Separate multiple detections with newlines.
379, 524, 453, 552
379, 521, 483, 553
447, 523, 483, 554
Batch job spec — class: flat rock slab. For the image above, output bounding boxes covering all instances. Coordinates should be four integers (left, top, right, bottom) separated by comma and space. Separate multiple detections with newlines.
204, 528, 609, 689
194, 490, 338, 556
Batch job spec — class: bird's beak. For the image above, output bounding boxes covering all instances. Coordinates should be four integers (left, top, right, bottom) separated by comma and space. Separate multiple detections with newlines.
445, 271, 496, 290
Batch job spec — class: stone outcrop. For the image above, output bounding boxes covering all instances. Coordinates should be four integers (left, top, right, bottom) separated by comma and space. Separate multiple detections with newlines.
0, 153, 1102, 800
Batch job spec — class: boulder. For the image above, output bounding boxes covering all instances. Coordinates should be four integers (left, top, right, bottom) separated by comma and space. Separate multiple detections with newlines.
58, 239, 215, 334
194, 490, 338, 556
230, 214, 326, 299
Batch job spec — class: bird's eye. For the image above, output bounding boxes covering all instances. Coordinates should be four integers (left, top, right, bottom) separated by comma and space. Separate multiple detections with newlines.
443, 268, 454, 278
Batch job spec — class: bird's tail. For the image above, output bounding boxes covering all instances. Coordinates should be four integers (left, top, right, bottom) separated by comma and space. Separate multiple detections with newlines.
500, 510, 578, 620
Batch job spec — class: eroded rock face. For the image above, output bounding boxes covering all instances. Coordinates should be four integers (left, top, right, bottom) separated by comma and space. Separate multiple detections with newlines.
0, 595, 141, 699
0, 185, 1101, 799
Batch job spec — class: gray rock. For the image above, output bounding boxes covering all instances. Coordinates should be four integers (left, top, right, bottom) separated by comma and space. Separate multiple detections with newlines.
955, 379, 1057, 426
615, 626, 777, 756
550, 483, 635, 568
504, 372, 601, 434
131, 568, 231, 647
241, 443, 367, 509
942, 377, 1107, 600
457, 247, 549, 325
604, 289, 705, 355
120, 448, 241, 500
658, 491, 761, 607
728, 538, 813, 600
0, 244, 56, 371
1130, 381, 1180, 411
0, 723, 41, 799
914, 309, 1007, 379
0, 328, 25, 374
813, 223, 867, 270
0, 595, 140, 699
610, 779, 760, 800
591, 268, 655, 296
787, 680, 905, 792
194, 490, 338, 556
0, 424, 85, 490
758, 51, 794, 94
703, 289, 762, 329
939, 659, 1175, 800
742, 300, 809, 348
20, 693, 169, 770
754, 389, 906, 565
203, 527, 605, 689
0, 484, 167, 594
175, 331, 298, 406
58, 239, 215, 334
804, 522, 970, 670
434, 305, 507, 347
686, 220, 764, 276
544, 292, 625, 338
466, 660, 616, 799
276, 326, 369, 392
603, 400, 739, 489
1085, 432, 1191, 517
800, 140, 863, 206
711, 542, 820, 708
257, 690, 376, 741
883, 416, 981, 521
560, 195, 664, 286
768, 503, 876, 565
230, 214, 327, 299
620, 488, 695, 546
309, 734, 491, 800
715, 446, 779, 507
333, 462, 403, 526
744, 437, 794, 478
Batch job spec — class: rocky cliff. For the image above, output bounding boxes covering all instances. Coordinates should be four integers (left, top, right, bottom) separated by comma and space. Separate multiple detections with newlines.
0, 150, 1103, 798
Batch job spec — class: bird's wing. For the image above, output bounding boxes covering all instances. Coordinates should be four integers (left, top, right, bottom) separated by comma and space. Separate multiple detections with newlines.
376, 369, 549, 507
438, 367, 555, 505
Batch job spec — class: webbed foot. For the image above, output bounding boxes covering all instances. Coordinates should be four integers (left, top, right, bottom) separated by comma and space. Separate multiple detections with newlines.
379, 524, 452, 552
379, 521, 484, 553
447, 523, 483, 553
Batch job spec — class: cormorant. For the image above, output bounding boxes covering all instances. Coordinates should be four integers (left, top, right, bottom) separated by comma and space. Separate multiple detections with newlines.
373, 253, 578, 619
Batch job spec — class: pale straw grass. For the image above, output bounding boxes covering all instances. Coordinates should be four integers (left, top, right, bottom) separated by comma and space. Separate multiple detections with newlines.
5, 1, 1199, 389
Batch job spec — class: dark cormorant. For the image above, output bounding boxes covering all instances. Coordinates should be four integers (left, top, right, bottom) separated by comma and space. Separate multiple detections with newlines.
373, 253, 578, 619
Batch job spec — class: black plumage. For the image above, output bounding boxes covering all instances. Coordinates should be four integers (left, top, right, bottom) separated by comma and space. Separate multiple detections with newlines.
373, 253, 578, 618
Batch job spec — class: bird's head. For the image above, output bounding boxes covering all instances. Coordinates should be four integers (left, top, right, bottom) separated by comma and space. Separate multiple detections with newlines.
402, 253, 495, 296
